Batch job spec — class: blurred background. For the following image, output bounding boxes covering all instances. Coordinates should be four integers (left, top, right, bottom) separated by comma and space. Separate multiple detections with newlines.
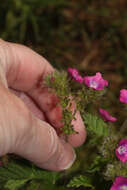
0, 0, 127, 121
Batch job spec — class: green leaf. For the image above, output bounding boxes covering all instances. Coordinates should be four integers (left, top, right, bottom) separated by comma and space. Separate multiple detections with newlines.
0, 161, 34, 180
5, 179, 28, 190
0, 160, 62, 190
87, 156, 108, 173
32, 166, 61, 184
83, 113, 109, 137
67, 175, 94, 189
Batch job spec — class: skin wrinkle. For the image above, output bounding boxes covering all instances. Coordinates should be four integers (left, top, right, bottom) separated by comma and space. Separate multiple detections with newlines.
0, 87, 17, 154
0, 40, 21, 89
0, 40, 12, 76
16, 117, 60, 169
0, 111, 10, 155
19, 92, 46, 121
14, 113, 37, 156
37, 124, 59, 165
0, 44, 8, 88
0, 63, 8, 88
6, 43, 24, 88
0, 125, 9, 155
7, 92, 33, 154
10, 92, 38, 155
47, 127, 59, 162
16, 100, 42, 155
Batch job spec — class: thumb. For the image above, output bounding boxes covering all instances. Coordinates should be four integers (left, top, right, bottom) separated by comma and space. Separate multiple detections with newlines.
15, 118, 76, 171
0, 84, 76, 171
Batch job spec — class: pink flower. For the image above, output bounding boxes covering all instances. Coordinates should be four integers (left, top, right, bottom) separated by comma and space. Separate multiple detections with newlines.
116, 139, 127, 163
84, 72, 108, 90
74, 75, 83, 83
120, 89, 127, 104
67, 68, 78, 78
67, 68, 83, 83
99, 108, 117, 122
110, 177, 127, 190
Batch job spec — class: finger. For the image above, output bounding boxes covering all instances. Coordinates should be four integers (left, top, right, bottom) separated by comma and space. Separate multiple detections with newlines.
28, 87, 64, 128
0, 85, 76, 171
10, 88, 46, 121
68, 111, 86, 147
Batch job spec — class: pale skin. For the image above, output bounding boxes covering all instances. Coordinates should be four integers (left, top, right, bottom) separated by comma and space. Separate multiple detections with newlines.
0, 39, 86, 171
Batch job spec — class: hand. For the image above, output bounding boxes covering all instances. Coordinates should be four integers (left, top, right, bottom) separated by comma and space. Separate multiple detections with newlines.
0, 39, 86, 171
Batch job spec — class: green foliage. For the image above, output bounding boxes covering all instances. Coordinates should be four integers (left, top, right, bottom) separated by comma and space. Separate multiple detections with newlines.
99, 136, 119, 160
83, 113, 109, 137
45, 71, 70, 97
67, 175, 94, 189
104, 161, 127, 180
0, 160, 62, 190
87, 156, 108, 173
0, 0, 67, 43
5, 179, 28, 190
26, 181, 41, 190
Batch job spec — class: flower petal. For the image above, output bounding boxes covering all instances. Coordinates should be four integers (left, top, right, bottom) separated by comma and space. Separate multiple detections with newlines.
99, 108, 117, 122
84, 72, 108, 90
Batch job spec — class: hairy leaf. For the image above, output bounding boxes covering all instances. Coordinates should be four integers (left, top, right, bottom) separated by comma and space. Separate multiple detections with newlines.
83, 113, 109, 137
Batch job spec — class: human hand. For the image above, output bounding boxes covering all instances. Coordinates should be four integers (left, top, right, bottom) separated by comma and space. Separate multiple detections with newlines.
0, 39, 86, 171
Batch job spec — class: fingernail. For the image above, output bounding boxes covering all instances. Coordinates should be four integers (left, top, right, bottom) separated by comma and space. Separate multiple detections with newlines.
61, 149, 76, 170
57, 140, 76, 170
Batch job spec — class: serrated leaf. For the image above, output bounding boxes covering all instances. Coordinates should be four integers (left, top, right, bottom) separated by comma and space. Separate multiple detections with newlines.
67, 175, 94, 189
83, 113, 109, 137
5, 179, 28, 190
